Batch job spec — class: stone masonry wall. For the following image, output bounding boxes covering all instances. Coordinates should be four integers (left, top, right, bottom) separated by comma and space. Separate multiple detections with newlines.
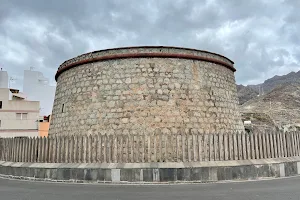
49, 47, 244, 136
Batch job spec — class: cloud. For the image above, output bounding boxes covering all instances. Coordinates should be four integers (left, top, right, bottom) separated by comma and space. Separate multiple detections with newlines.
0, 0, 299, 88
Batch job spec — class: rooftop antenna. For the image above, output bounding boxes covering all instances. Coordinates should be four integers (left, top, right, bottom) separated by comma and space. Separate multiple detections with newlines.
9, 76, 17, 88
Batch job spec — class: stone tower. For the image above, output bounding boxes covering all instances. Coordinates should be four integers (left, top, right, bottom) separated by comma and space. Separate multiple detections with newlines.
49, 46, 244, 136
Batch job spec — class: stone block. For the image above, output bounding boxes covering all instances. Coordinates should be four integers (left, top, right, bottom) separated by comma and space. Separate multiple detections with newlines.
0, 166, 4, 174
209, 167, 218, 181
159, 169, 176, 182
217, 167, 225, 180
27, 168, 35, 178
35, 168, 45, 179
45, 169, 51, 179
177, 168, 191, 181
120, 169, 141, 182
217, 167, 232, 181
190, 168, 201, 181
285, 162, 297, 177
297, 162, 300, 174
231, 166, 243, 180
223, 167, 233, 180
5, 166, 12, 175
269, 164, 280, 178
143, 169, 153, 182
57, 168, 70, 180
201, 167, 210, 181
104, 169, 112, 182
71, 168, 84, 180
20, 167, 28, 177
84, 169, 98, 181
50, 169, 57, 179
256, 165, 270, 178
280, 163, 285, 177
97, 169, 105, 181
111, 169, 120, 182
241, 165, 256, 180
120, 169, 132, 182
14, 167, 22, 177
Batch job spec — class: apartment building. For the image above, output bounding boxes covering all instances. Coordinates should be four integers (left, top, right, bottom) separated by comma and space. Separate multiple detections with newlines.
0, 88, 40, 137
23, 69, 55, 116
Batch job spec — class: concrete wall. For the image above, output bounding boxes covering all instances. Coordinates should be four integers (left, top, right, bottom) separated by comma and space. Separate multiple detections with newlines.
39, 122, 49, 137
0, 130, 299, 163
0, 88, 10, 100
50, 46, 243, 136
0, 157, 299, 183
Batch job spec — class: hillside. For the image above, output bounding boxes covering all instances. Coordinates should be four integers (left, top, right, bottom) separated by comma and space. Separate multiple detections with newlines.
236, 85, 258, 105
240, 83, 300, 129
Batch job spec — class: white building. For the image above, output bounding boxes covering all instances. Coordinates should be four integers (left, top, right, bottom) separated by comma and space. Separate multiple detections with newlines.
0, 88, 40, 137
0, 70, 8, 88
23, 69, 56, 116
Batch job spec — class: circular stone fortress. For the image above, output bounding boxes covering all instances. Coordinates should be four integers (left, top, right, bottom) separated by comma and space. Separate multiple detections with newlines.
2, 46, 300, 184
49, 46, 244, 136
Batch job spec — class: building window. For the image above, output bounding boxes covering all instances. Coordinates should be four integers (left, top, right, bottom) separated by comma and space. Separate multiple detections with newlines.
22, 113, 28, 120
16, 113, 21, 120
62, 104, 65, 113
0, 120, 1, 127
0, 101, 2, 109
16, 113, 28, 120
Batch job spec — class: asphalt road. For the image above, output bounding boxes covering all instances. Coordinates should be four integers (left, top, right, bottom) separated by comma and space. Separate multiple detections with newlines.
1, 177, 300, 200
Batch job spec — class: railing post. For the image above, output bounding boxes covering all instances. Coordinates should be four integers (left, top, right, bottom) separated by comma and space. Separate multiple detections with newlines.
262, 132, 267, 159
97, 134, 102, 163
270, 131, 274, 158
224, 133, 229, 160
113, 134, 117, 163
258, 131, 263, 159
54, 136, 58, 163
273, 131, 278, 158
237, 132, 242, 160
203, 133, 209, 161
69, 136, 74, 163
233, 132, 238, 160
74, 135, 79, 163
87, 135, 92, 163
103, 134, 107, 163
198, 134, 203, 161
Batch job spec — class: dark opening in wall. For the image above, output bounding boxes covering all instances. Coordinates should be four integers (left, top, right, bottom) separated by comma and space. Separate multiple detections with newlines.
0, 101, 2, 109
62, 104, 65, 113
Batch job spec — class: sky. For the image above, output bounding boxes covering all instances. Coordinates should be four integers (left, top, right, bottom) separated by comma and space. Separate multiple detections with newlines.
1, 0, 300, 90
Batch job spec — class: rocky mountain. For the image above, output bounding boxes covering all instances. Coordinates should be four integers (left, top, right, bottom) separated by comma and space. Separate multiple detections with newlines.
237, 70, 300, 104
236, 85, 258, 105
240, 82, 300, 130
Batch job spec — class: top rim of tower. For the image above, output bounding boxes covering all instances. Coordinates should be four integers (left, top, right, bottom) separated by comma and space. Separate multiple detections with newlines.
55, 46, 235, 81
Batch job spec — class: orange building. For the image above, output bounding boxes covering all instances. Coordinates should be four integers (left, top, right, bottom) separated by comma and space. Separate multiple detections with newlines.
38, 115, 50, 137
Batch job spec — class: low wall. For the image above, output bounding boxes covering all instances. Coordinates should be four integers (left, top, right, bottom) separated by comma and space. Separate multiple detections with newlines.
0, 157, 300, 183
1, 130, 300, 163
